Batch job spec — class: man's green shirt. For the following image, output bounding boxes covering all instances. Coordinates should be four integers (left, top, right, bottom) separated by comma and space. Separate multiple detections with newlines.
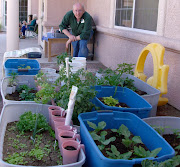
59, 10, 92, 40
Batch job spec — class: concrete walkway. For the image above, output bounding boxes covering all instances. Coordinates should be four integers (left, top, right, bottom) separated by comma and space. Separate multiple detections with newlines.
0, 32, 106, 82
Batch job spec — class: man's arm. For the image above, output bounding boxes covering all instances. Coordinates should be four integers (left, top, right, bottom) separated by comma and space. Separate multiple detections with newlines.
62, 29, 76, 42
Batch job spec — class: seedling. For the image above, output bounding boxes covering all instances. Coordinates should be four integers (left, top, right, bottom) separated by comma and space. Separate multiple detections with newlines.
87, 120, 106, 133
18, 64, 31, 69
134, 146, 161, 158
106, 145, 132, 159
151, 125, 171, 136
102, 96, 119, 106
112, 124, 143, 147
91, 131, 116, 150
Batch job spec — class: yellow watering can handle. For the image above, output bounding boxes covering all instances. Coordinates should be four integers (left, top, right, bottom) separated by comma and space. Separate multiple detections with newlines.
134, 43, 169, 106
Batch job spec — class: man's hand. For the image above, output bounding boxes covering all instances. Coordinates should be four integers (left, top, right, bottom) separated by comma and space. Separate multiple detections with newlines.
68, 34, 76, 42
66, 39, 72, 48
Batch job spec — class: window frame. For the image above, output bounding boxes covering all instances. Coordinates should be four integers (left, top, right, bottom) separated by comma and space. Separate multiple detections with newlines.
113, 0, 160, 35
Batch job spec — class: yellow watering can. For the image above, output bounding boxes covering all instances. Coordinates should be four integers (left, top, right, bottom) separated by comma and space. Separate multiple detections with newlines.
134, 43, 169, 106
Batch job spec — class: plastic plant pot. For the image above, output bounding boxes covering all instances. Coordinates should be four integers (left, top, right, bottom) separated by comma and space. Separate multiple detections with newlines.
58, 131, 81, 155
0, 103, 86, 167
55, 125, 77, 140
1, 75, 37, 105
62, 140, 85, 165
91, 86, 152, 119
4, 59, 40, 76
48, 106, 65, 127
78, 111, 175, 167
121, 74, 160, 117
52, 118, 66, 131
143, 116, 180, 135
95, 73, 160, 117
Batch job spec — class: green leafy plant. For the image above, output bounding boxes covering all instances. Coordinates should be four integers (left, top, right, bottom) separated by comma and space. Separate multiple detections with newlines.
134, 146, 161, 158
116, 63, 135, 75
112, 124, 143, 147
16, 111, 48, 133
96, 63, 138, 92
29, 148, 45, 160
106, 145, 132, 159
4, 152, 28, 165
34, 83, 56, 104
102, 96, 119, 106
34, 71, 48, 87
17, 84, 36, 101
8, 72, 18, 87
57, 52, 72, 67
91, 131, 116, 151
18, 64, 31, 69
151, 125, 171, 136
141, 156, 180, 167
87, 121, 106, 133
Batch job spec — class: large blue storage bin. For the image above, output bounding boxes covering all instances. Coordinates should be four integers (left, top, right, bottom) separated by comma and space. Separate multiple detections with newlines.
78, 111, 175, 167
4, 59, 40, 76
91, 86, 152, 118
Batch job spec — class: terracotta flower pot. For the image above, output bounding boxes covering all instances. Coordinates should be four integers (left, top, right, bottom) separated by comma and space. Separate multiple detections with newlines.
62, 140, 85, 165
58, 131, 80, 155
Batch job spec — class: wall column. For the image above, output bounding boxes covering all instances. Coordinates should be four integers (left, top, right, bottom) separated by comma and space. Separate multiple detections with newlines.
28, 0, 31, 19
6, 0, 19, 51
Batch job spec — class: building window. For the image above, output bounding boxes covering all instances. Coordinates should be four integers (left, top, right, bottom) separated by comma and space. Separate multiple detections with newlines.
4, 0, 7, 27
115, 0, 159, 31
19, 0, 28, 22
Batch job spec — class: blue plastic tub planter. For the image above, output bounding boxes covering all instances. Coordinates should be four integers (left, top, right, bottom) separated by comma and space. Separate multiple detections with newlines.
96, 73, 160, 117
4, 59, 40, 76
91, 86, 152, 119
78, 111, 175, 167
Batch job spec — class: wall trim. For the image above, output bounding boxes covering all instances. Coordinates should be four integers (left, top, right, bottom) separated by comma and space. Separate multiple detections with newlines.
96, 26, 180, 54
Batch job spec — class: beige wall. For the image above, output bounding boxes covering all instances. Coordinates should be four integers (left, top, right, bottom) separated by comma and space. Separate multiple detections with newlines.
87, 0, 180, 110
31, 0, 38, 17
43, 0, 87, 31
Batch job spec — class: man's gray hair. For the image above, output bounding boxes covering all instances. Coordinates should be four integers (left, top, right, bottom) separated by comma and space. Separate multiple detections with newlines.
73, 2, 85, 10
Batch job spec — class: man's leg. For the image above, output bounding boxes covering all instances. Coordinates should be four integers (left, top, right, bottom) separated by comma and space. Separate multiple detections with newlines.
78, 40, 88, 57
72, 41, 79, 57
21, 26, 26, 36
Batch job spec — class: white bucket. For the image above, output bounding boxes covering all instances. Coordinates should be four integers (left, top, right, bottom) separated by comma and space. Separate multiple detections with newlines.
46, 73, 59, 83
72, 57, 86, 64
41, 68, 56, 74
69, 62, 86, 71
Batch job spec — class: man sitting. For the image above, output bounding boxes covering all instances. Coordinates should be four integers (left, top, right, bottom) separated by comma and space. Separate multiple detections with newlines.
59, 3, 92, 57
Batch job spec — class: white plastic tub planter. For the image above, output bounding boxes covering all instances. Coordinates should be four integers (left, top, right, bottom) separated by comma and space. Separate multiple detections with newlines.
122, 74, 160, 117
143, 116, 180, 134
1, 75, 37, 105
0, 103, 85, 167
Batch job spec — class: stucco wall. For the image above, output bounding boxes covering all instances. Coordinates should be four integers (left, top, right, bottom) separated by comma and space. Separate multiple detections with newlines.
44, 0, 87, 30
87, 0, 180, 110
31, 0, 38, 17
164, 0, 180, 40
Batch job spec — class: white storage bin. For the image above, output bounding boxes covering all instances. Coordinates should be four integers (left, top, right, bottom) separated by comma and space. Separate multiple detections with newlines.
1, 75, 36, 105
143, 116, 180, 134
0, 103, 85, 167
